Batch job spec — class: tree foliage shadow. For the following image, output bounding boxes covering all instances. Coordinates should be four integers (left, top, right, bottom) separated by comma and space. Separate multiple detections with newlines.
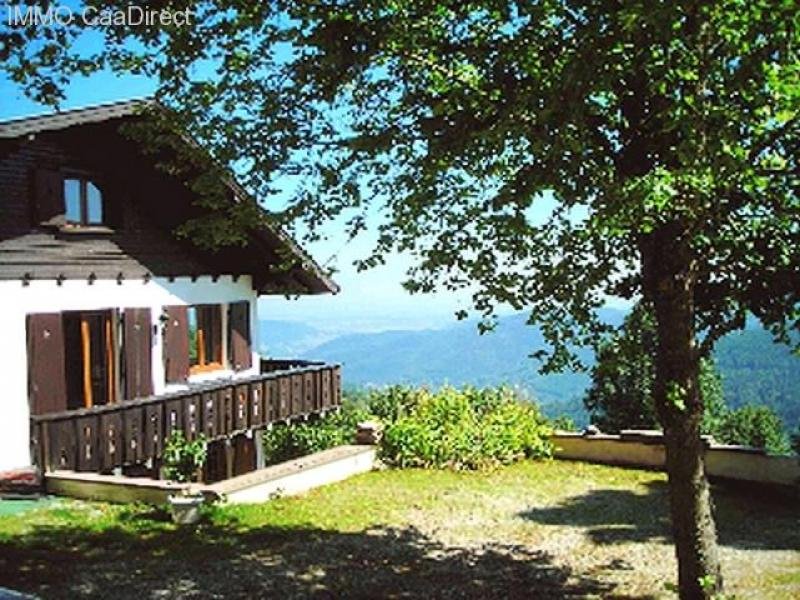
0, 514, 624, 599
518, 477, 800, 551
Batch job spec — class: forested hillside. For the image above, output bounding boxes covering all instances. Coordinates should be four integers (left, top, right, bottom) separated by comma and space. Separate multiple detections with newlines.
714, 329, 800, 431
261, 312, 799, 431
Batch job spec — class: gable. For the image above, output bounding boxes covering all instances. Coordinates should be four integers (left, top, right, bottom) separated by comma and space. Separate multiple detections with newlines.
0, 102, 337, 295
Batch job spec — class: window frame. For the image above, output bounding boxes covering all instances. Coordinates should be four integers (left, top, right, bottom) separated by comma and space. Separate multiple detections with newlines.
62, 309, 119, 410
188, 304, 225, 375
62, 172, 105, 227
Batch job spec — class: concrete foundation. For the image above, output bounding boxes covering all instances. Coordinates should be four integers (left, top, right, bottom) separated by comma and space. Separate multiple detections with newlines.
207, 445, 376, 504
44, 444, 377, 505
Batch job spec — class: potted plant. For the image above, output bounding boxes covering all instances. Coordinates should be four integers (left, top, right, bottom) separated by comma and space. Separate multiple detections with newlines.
162, 430, 208, 525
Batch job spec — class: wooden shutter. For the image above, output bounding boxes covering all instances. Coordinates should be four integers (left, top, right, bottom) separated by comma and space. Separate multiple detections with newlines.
229, 301, 252, 371
26, 313, 68, 415
163, 305, 189, 383
33, 169, 64, 226
124, 308, 153, 399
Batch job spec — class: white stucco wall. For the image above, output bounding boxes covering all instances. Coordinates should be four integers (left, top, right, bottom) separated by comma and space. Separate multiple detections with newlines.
0, 275, 260, 471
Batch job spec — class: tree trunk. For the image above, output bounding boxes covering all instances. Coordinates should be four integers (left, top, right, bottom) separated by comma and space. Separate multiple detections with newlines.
640, 222, 723, 599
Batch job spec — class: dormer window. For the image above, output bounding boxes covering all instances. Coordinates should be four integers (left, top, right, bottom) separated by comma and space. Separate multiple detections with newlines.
64, 177, 104, 226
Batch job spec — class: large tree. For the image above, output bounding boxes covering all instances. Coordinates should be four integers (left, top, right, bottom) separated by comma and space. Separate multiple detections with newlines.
3, 2, 799, 597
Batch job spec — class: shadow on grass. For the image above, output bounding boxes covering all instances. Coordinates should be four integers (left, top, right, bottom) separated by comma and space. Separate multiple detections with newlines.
0, 515, 622, 599
519, 476, 800, 551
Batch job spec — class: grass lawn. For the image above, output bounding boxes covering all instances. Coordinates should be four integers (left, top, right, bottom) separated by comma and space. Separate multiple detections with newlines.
0, 460, 797, 599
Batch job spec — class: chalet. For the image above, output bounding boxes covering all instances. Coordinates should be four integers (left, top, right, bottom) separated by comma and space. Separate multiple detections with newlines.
0, 99, 341, 482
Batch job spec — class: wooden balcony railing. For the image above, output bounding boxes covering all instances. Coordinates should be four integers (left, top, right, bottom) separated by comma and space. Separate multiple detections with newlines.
30, 362, 341, 474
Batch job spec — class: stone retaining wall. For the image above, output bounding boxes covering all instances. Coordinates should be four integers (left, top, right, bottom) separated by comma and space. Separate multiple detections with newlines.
551, 430, 800, 488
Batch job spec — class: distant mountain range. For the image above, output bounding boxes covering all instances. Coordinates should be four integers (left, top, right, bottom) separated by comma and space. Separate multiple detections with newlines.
259, 312, 800, 430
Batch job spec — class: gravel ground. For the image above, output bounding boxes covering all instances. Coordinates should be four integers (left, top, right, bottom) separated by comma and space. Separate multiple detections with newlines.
0, 460, 797, 599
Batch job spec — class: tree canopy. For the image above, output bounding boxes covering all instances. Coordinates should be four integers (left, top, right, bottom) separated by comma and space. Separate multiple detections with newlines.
4, 1, 798, 368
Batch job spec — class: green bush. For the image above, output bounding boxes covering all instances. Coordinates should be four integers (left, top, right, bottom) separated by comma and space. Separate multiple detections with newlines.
262, 402, 370, 466
379, 386, 552, 470
713, 405, 790, 455
359, 385, 428, 422
162, 430, 207, 483
549, 414, 577, 432
262, 385, 552, 470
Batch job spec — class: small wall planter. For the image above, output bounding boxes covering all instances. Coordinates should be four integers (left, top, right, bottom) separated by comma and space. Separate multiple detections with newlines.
168, 492, 205, 525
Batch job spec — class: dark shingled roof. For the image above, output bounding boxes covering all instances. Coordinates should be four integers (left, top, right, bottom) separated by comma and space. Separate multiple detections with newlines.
0, 98, 338, 295
0, 98, 152, 139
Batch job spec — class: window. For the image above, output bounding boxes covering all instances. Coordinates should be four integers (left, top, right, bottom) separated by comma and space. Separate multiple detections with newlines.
188, 304, 223, 374
62, 310, 118, 410
27, 308, 156, 415
63, 176, 104, 226
163, 302, 251, 383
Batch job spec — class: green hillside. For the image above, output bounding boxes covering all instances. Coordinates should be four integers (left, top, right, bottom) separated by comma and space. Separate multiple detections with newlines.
714, 329, 800, 430
287, 312, 799, 431
299, 312, 611, 424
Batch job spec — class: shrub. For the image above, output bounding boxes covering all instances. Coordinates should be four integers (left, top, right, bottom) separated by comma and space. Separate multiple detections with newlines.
792, 424, 800, 456
162, 430, 208, 483
380, 386, 552, 470
261, 402, 370, 465
262, 386, 552, 470
362, 385, 428, 423
713, 405, 791, 455
549, 414, 577, 431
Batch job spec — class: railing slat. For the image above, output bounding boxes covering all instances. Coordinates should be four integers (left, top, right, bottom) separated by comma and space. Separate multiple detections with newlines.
202, 390, 218, 438
185, 394, 202, 440
77, 414, 100, 472
250, 382, 265, 428
99, 411, 123, 471
323, 369, 330, 410
278, 375, 291, 420
48, 419, 77, 471
234, 383, 249, 432
219, 386, 235, 436
123, 407, 145, 465
143, 402, 164, 459
303, 372, 314, 415
164, 398, 184, 439
333, 366, 342, 406
264, 379, 277, 423
291, 374, 303, 416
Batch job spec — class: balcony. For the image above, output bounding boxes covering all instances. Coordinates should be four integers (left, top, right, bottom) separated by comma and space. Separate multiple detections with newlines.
30, 360, 341, 476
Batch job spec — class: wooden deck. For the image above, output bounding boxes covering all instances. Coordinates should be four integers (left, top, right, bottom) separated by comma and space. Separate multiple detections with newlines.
30, 360, 341, 474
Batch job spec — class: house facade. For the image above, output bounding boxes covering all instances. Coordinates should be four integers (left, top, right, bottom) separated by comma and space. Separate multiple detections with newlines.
0, 100, 339, 477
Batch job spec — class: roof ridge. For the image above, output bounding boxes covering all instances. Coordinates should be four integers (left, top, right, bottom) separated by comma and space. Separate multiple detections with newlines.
0, 96, 155, 126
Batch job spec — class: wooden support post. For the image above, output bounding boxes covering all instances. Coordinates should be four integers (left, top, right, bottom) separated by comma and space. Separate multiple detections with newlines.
105, 316, 115, 405
81, 317, 93, 408
197, 328, 206, 366
225, 438, 234, 480
40, 421, 50, 472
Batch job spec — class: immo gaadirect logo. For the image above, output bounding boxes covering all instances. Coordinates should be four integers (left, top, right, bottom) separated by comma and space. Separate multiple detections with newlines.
6, 4, 194, 27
